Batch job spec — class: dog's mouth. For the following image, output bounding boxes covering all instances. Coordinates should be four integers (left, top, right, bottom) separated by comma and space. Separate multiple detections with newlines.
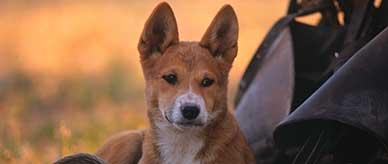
176, 122, 204, 127
164, 114, 204, 128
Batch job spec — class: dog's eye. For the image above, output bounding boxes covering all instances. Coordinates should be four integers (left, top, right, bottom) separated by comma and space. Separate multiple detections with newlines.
201, 77, 214, 87
162, 74, 177, 85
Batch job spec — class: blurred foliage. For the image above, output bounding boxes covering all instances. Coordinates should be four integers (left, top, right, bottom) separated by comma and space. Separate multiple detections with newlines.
0, 59, 147, 163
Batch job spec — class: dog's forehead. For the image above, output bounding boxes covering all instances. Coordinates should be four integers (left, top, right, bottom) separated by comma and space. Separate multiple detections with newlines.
160, 42, 218, 70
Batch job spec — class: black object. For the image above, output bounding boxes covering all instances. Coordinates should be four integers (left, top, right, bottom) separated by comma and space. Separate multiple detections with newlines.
275, 27, 388, 164
235, 0, 388, 163
53, 153, 106, 164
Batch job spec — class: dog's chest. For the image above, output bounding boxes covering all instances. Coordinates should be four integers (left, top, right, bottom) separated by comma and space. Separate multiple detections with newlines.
157, 128, 204, 164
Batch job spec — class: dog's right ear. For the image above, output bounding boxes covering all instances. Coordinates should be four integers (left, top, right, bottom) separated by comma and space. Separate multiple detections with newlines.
200, 5, 238, 65
138, 2, 179, 60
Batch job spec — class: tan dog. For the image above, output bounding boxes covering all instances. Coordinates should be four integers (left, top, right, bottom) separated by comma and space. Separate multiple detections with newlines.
96, 2, 255, 164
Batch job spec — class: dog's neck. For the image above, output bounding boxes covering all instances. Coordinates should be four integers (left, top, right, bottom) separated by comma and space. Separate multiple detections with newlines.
154, 120, 205, 164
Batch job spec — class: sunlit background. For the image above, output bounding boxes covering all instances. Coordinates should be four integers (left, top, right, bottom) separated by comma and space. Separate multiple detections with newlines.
0, 0, 288, 163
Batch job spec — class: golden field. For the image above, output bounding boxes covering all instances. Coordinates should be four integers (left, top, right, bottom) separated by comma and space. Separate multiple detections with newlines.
0, 1, 288, 163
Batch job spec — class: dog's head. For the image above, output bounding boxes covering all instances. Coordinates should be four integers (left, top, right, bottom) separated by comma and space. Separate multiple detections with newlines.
138, 2, 238, 129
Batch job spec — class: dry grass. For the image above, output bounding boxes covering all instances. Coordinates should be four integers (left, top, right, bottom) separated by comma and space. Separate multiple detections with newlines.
0, 0, 287, 163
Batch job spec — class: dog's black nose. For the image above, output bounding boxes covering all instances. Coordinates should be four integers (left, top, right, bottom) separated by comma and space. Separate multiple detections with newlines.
181, 105, 200, 120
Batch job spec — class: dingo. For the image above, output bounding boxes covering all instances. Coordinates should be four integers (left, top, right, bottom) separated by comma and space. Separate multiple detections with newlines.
97, 2, 255, 164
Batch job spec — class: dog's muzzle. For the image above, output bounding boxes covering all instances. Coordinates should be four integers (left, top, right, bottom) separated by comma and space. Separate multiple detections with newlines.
163, 91, 207, 127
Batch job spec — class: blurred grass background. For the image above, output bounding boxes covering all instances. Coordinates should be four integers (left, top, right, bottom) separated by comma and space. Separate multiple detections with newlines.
0, 0, 288, 163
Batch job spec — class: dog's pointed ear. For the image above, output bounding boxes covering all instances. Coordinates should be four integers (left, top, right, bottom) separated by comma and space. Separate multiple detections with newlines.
200, 5, 238, 64
138, 2, 179, 60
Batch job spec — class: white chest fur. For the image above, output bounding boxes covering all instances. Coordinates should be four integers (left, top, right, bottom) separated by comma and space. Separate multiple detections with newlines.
156, 124, 204, 164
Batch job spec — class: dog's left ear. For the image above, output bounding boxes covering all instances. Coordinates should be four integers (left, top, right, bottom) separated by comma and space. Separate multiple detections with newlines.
138, 2, 179, 60
200, 5, 238, 64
